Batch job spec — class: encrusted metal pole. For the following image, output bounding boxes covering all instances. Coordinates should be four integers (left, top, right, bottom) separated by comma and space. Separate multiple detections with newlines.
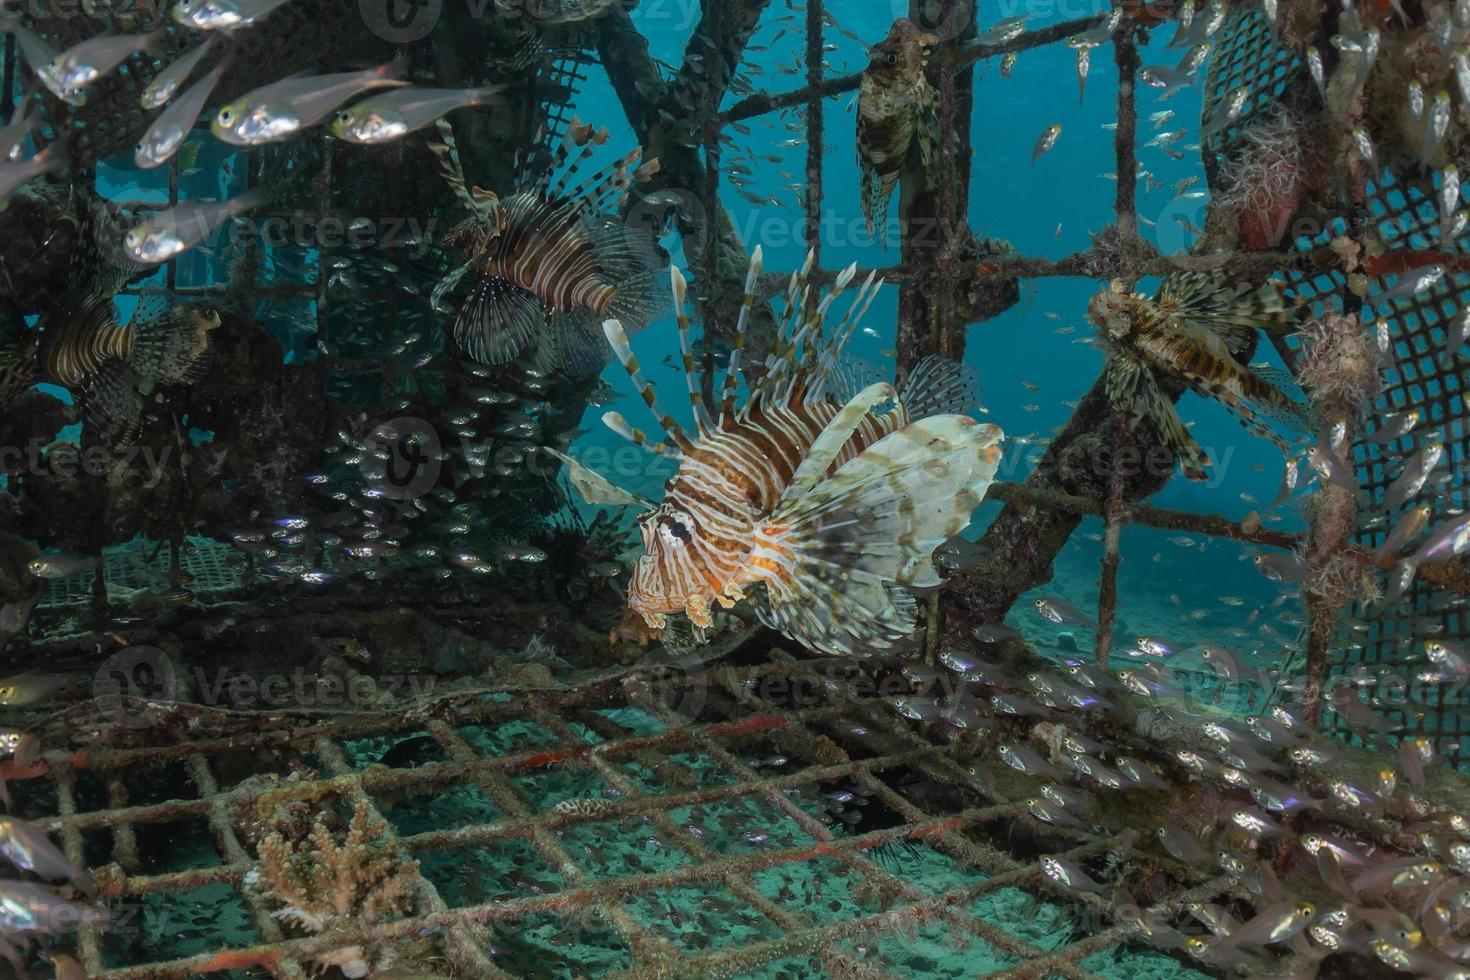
896, 0, 977, 381
1093, 22, 1140, 669
804, 0, 824, 263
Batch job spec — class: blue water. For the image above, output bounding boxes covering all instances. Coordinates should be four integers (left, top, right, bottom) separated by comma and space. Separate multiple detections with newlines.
569, 4, 1299, 651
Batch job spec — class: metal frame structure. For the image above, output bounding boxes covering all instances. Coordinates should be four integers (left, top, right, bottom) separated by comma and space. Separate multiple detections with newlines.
46, 640, 1237, 978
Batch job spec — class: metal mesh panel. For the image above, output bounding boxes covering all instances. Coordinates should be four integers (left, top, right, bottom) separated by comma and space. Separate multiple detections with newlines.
40, 648, 1231, 979
1200, 7, 1301, 158
39, 537, 243, 607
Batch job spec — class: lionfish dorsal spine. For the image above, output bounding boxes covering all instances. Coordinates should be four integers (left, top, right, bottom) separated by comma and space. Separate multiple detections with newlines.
429, 119, 499, 230
601, 410, 682, 458
719, 245, 763, 428
601, 318, 695, 454
670, 266, 713, 435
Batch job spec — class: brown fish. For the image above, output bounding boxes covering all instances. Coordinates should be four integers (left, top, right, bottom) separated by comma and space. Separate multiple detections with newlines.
1088, 272, 1303, 481
857, 19, 938, 243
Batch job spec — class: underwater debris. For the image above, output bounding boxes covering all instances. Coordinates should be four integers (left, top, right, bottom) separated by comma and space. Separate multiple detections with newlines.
856, 18, 937, 243
248, 801, 419, 976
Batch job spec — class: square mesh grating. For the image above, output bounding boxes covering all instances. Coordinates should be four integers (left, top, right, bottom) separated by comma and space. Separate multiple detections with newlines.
31, 648, 1233, 979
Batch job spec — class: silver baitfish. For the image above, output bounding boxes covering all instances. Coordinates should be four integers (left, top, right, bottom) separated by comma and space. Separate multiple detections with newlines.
123, 188, 268, 264
212, 59, 408, 145
330, 85, 506, 144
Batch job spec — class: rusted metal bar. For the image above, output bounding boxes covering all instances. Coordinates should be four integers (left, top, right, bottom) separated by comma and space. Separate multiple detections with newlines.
722, 15, 1105, 124
804, 0, 824, 263
1094, 22, 1142, 670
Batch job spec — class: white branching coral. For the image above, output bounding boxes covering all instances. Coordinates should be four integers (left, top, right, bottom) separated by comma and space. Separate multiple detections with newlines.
249, 802, 419, 976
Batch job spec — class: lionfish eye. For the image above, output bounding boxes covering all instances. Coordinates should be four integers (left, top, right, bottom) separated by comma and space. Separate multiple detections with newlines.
885, 53, 898, 67
670, 521, 690, 541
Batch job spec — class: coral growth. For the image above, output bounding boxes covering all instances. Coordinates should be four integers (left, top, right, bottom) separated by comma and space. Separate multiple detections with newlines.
248, 802, 419, 977
1306, 549, 1381, 607
1219, 108, 1323, 250
1293, 311, 1384, 413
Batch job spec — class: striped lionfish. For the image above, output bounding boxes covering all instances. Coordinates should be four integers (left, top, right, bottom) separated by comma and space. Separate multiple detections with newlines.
7, 281, 219, 445
857, 18, 938, 244
1088, 272, 1305, 481
427, 117, 666, 377
552, 247, 1005, 657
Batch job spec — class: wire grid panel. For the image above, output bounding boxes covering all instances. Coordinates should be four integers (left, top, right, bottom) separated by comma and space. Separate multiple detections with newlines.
38, 536, 244, 607
1280, 165, 1470, 759
38, 655, 1228, 979
1200, 6, 1300, 161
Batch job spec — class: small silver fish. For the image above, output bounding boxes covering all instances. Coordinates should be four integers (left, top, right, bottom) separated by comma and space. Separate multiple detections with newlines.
140, 38, 217, 109
1378, 264, 1445, 305
0, 817, 93, 892
26, 554, 94, 579
1370, 409, 1419, 445
1033, 596, 1097, 629
1384, 433, 1444, 510
40, 31, 161, 104
1041, 855, 1107, 894
1251, 552, 1304, 583
1351, 125, 1377, 172
173, 0, 300, 30
329, 85, 506, 144
1375, 503, 1431, 559
122, 188, 267, 264
136, 59, 231, 169
0, 674, 65, 707
0, 144, 64, 208
0, 881, 106, 934
1031, 124, 1061, 164
997, 743, 1058, 778
213, 59, 408, 145
1442, 166, 1462, 246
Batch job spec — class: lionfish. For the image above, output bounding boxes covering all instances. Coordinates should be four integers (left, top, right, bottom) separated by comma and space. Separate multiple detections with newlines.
553, 247, 1005, 657
857, 19, 938, 244
1087, 272, 1305, 481
428, 117, 666, 377
26, 282, 219, 445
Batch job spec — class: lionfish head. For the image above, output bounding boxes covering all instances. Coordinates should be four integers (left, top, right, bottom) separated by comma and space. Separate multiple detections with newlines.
1087, 285, 1137, 341
868, 19, 935, 81
626, 501, 719, 626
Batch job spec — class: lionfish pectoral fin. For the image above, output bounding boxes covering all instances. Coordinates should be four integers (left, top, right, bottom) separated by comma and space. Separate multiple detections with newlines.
548, 310, 612, 379
541, 447, 651, 508
753, 416, 1004, 656
1108, 356, 1211, 481
454, 276, 544, 364
129, 307, 214, 385
899, 355, 982, 419
79, 359, 141, 448
779, 382, 898, 504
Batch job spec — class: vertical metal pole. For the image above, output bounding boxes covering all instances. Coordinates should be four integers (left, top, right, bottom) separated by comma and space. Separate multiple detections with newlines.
804, 0, 824, 265
1094, 21, 1140, 669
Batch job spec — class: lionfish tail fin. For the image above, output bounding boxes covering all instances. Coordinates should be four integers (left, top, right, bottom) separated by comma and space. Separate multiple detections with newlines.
453, 277, 544, 364
79, 359, 141, 447
753, 416, 1004, 656
900, 355, 981, 419
130, 305, 218, 385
